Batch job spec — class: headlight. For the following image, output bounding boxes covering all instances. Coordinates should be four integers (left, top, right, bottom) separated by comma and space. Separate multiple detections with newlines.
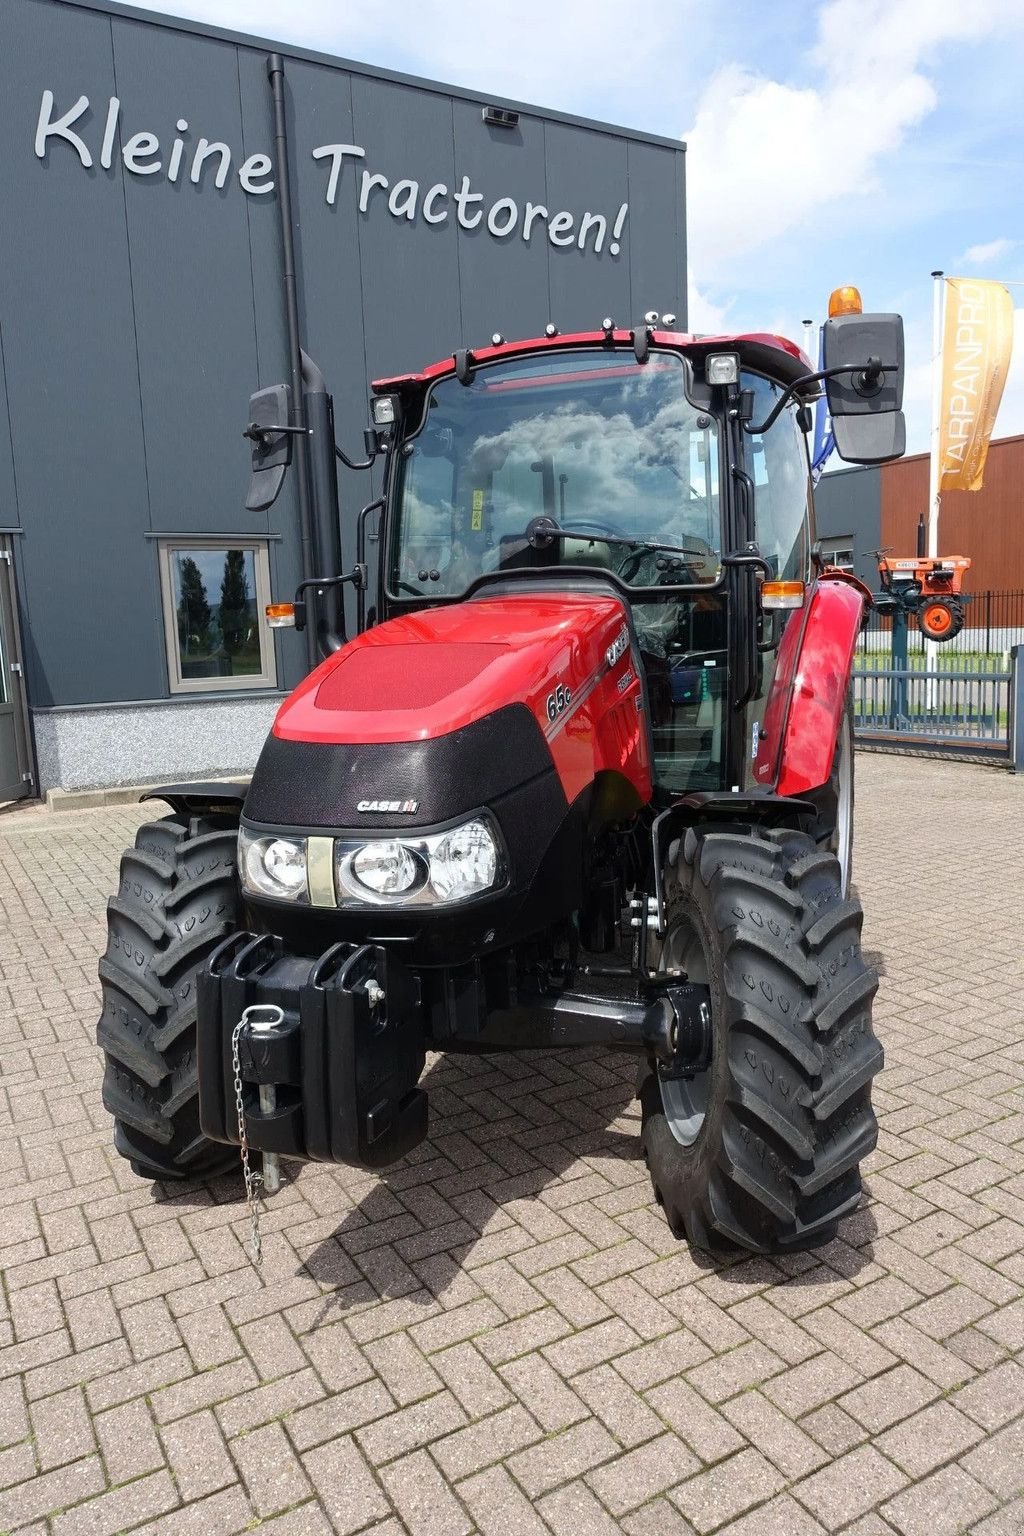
350, 840, 424, 897
239, 829, 308, 903
238, 814, 505, 909
428, 820, 498, 902
335, 815, 504, 908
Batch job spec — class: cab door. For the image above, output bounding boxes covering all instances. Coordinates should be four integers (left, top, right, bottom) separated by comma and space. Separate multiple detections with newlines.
740, 374, 813, 789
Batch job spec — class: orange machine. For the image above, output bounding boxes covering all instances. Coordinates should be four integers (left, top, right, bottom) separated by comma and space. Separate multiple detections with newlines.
873, 551, 972, 640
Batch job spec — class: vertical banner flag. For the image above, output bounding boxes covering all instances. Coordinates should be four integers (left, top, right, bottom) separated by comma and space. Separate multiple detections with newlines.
938, 278, 1014, 492
811, 325, 835, 483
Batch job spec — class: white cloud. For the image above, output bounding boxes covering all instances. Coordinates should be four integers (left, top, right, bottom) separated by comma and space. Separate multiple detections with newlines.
683, 0, 1020, 275
681, 0, 1024, 449
962, 237, 1015, 267
687, 280, 734, 334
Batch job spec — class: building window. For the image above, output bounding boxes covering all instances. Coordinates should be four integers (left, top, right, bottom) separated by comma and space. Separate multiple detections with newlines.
158, 539, 277, 694
821, 540, 854, 571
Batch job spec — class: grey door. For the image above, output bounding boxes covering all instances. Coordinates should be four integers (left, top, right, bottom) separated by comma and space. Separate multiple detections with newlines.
0, 539, 32, 802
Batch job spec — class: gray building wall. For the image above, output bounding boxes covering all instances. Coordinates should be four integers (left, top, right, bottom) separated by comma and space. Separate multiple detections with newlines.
814, 464, 881, 587
0, 0, 687, 791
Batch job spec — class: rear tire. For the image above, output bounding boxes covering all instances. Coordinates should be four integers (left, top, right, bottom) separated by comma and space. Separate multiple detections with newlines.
97, 812, 241, 1182
641, 824, 881, 1253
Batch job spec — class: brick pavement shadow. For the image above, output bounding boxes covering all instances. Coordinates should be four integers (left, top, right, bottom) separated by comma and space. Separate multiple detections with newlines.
294, 1048, 880, 1319
297, 1048, 644, 1312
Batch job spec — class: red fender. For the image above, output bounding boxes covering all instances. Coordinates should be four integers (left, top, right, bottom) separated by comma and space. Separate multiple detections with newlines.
820, 565, 874, 608
772, 578, 865, 797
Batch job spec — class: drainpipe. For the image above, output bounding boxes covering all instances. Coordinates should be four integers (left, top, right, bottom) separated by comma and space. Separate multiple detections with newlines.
302, 350, 345, 652
267, 52, 318, 669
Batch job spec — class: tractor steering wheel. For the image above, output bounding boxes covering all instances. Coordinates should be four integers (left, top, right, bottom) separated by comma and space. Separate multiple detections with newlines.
558, 516, 631, 540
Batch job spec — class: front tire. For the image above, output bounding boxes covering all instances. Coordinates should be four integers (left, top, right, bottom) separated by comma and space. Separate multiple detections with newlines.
97, 812, 241, 1182
641, 824, 881, 1252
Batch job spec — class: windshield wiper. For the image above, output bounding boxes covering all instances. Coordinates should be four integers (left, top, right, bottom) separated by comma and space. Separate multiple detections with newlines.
525, 515, 708, 562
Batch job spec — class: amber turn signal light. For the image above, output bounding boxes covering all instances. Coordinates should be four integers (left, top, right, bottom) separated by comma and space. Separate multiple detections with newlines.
762, 581, 805, 610
266, 603, 296, 628
828, 285, 863, 317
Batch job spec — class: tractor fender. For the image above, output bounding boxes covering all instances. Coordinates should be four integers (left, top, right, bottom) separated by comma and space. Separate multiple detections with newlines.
774, 579, 865, 797
140, 781, 249, 820
820, 565, 874, 609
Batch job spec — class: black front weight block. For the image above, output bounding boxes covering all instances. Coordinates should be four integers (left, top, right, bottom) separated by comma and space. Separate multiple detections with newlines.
197, 933, 428, 1170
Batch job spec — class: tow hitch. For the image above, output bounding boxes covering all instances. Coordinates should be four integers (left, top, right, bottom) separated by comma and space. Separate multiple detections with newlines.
230, 1003, 286, 1264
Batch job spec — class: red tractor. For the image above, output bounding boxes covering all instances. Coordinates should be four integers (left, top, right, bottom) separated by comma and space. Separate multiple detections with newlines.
97, 296, 906, 1254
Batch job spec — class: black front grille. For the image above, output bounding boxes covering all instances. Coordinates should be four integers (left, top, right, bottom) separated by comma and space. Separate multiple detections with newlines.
244, 704, 554, 830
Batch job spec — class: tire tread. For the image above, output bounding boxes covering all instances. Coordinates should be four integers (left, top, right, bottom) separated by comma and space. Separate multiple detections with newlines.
97, 815, 240, 1182
641, 823, 882, 1253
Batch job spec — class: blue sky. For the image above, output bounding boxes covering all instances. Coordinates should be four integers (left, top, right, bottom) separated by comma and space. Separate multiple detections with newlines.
128, 0, 1024, 455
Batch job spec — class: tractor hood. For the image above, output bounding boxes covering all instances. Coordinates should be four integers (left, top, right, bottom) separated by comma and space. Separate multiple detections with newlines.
243, 592, 651, 832
276, 594, 627, 744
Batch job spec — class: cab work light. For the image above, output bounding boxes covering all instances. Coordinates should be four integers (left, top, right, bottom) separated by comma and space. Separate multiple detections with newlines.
706, 353, 739, 386
371, 394, 398, 427
266, 603, 296, 628
762, 580, 805, 610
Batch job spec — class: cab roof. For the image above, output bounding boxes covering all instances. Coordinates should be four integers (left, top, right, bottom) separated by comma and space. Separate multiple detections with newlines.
372, 328, 815, 398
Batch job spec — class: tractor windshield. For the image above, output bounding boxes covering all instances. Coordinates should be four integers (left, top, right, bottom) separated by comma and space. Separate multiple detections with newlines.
390, 350, 721, 598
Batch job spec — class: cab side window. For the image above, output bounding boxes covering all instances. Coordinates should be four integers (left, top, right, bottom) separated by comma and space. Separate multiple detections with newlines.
395, 441, 456, 578
744, 373, 811, 581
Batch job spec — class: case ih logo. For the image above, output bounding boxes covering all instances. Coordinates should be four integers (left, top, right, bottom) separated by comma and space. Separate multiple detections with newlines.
356, 799, 419, 814
605, 625, 630, 668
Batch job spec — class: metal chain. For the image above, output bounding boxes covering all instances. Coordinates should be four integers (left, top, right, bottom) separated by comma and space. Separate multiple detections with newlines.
231, 1018, 264, 1266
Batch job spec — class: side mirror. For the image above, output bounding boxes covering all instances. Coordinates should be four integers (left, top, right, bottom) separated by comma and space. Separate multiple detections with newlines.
244, 384, 292, 511
823, 313, 906, 464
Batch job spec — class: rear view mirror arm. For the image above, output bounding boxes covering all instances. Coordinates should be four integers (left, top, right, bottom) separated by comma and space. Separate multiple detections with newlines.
335, 442, 378, 471
242, 422, 310, 442
742, 362, 898, 436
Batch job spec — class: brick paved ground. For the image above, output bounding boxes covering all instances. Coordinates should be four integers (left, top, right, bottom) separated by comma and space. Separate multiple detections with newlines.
0, 753, 1022, 1535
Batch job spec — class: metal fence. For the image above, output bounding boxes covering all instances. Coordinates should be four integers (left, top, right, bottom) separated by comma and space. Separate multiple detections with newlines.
852, 590, 1024, 760
853, 659, 1012, 752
